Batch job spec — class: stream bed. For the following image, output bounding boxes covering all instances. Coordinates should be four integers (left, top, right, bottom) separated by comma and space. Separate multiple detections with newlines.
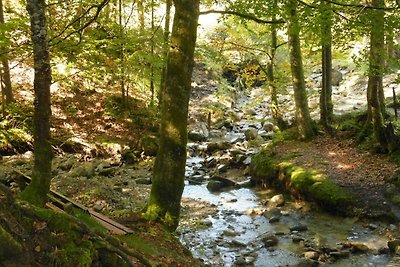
179, 179, 393, 266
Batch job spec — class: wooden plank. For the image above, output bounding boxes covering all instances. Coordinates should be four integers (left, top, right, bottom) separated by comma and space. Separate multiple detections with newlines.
88, 208, 134, 234
13, 169, 134, 235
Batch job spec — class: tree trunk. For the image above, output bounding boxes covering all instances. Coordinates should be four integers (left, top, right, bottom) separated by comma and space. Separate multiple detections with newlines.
20, 0, 53, 206
150, 0, 155, 106
0, 0, 14, 104
137, 0, 145, 33
369, 0, 387, 150
286, 0, 315, 139
268, 0, 285, 129
145, 0, 199, 231
320, 0, 333, 130
158, 0, 172, 107
119, 0, 126, 105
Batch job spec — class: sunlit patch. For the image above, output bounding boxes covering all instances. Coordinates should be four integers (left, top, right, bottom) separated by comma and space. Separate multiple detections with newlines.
328, 151, 336, 156
337, 163, 354, 170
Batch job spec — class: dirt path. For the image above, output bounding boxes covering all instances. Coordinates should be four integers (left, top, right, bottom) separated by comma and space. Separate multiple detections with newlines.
273, 134, 400, 220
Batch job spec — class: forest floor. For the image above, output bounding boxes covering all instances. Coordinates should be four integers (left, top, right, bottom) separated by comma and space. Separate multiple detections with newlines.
272, 133, 400, 220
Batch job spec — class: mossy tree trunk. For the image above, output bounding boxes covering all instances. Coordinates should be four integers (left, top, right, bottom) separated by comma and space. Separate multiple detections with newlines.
0, 0, 14, 104
158, 0, 172, 107
369, 0, 388, 150
268, 0, 285, 130
145, 0, 199, 231
286, 0, 315, 140
20, 0, 53, 206
319, 0, 333, 130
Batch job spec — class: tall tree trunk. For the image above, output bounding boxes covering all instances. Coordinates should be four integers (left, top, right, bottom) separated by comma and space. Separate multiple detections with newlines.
268, 0, 285, 129
320, 0, 333, 130
150, 0, 155, 106
0, 0, 14, 104
369, 0, 387, 149
21, 0, 53, 206
145, 0, 199, 231
158, 0, 172, 107
119, 0, 126, 105
286, 0, 315, 139
137, 0, 145, 33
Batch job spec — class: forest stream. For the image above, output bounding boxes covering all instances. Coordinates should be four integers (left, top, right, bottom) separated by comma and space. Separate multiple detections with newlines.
178, 85, 400, 266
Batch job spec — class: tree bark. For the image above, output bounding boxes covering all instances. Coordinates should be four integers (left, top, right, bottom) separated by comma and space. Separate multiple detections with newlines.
286, 0, 315, 139
268, 0, 285, 129
320, 0, 333, 130
0, 0, 14, 104
158, 0, 172, 107
137, 0, 145, 33
369, 0, 387, 150
145, 0, 199, 231
20, 0, 53, 206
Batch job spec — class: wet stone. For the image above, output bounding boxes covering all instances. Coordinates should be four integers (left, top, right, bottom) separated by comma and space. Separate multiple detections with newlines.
304, 251, 319, 260
269, 216, 280, 223
290, 224, 308, 232
292, 236, 305, 243
262, 234, 278, 247
269, 194, 285, 207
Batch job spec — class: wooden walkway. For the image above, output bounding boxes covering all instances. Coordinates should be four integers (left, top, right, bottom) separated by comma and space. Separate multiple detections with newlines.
14, 170, 133, 235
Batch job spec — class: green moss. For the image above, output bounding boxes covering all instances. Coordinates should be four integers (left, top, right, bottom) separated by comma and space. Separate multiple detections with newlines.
250, 149, 277, 180
391, 195, 400, 206
49, 241, 95, 267
251, 151, 353, 212
0, 225, 22, 260
120, 235, 159, 256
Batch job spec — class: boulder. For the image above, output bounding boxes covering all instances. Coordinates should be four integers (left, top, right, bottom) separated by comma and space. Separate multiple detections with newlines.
268, 194, 285, 207
262, 233, 278, 247
290, 223, 308, 232
206, 141, 231, 153
206, 176, 237, 192
244, 128, 258, 141
139, 135, 159, 156
304, 251, 319, 260
188, 131, 207, 142
332, 69, 343, 86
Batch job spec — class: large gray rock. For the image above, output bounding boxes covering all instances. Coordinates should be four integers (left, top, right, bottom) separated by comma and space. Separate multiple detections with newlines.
206, 141, 231, 153
69, 162, 95, 178
188, 131, 207, 142
244, 128, 258, 141
206, 176, 237, 192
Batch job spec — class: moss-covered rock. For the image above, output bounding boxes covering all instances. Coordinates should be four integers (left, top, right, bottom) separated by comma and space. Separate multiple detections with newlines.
0, 225, 22, 260
139, 135, 159, 156
251, 149, 353, 213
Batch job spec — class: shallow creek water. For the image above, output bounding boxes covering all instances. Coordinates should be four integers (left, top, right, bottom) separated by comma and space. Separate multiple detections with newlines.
179, 150, 394, 266
179, 181, 392, 266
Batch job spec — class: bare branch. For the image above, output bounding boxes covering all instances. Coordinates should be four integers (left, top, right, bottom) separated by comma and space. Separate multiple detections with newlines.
49, 0, 111, 46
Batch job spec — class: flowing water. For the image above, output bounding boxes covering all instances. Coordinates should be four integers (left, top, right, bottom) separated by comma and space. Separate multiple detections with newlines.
180, 180, 392, 266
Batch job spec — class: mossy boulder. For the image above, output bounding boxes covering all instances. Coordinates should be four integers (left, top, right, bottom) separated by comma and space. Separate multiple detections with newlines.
251, 149, 353, 213
139, 135, 159, 156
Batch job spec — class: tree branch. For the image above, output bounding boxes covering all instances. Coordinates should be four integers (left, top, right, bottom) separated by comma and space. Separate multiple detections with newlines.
199, 9, 285, 24
49, 0, 111, 46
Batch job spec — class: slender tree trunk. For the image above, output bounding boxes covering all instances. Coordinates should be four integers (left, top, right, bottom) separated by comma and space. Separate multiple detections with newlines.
0, 0, 14, 104
21, 0, 53, 206
145, 0, 199, 231
320, 0, 333, 130
119, 0, 126, 105
150, 0, 155, 106
158, 0, 172, 107
137, 0, 145, 33
369, 0, 387, 150
268, 0, 285, 129
286, 0, 315, 139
